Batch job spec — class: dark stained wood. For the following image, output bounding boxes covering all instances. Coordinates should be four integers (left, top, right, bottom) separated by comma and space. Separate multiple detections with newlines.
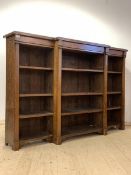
107, 94, 121, 108
108, 91, 122, 95
4, 31, 55, 48
53, 41, 62, 144
20, 134, 52, 145
62, 50, 104, 70
57, 37, 107, 53
20, 93, 53, 97
108, 56, 123, 72
5, 32, 55, 150
4, 31, 127, 150
56, 37, 109, 47
62, 72, 103, 93
5, 37, 20, 150
107, 110, 122, 128
108, 74, 122, 92
62, 68, 103, 72
15, 36, 54, 48
19, 70, 53, 94
62, 126, 100, 141
19, 66, 53, 71
62, 92, 103, 96
14, 43, 20, 150
109, 48, 127, 57
107, 48, 127, 130
107, 107, 121, 110
20, 97, 53, 115
60, 46, 104, 140
62, 113, 103, 140
121, 55, 126, 129
4, 31, 54, 40
20, 112, 53, 119
62, 109, 103, 116
108, 71, 122, 74
103, 54, 108, 135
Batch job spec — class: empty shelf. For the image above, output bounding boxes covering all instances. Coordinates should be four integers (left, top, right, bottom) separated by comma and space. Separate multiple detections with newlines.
62, 92, 103, 96
19, 65, 53, 71
20, 93, 53, 97
62, 108, 102, 116
62, 125, 101, 140
20, 112, 53, 119
107, 106, 121, 111
20, 133, 52, 145
108, 71, 122, 74
62, 68, 103, 73
108, 92, 122, 95
108, 123, 120, 130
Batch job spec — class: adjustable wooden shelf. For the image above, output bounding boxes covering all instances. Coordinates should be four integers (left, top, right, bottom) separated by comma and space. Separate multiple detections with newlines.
4, 32, 127, 150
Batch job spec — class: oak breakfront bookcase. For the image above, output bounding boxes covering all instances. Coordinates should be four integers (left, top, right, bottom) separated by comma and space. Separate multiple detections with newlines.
4, 31, 127, 150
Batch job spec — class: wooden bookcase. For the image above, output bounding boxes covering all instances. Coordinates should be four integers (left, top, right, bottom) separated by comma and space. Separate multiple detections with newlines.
4, 32, 127, 150
4, 32, 55, 150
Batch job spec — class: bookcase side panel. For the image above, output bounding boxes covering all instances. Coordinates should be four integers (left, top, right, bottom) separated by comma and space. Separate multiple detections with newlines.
5, 37, 19, 150
121, 55, 126, 129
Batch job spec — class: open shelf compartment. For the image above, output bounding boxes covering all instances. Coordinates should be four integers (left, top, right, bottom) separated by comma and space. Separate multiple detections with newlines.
20, 117, 53, 145
62, 113, 103, 140
108, 74, 122, 92
19, 44, 53, 68
107, 110, 122, 129
19, 96, 53, 118
61, 96, 103, 116
108, 56, 123, 72
62, 49, 104, 71
20, 69, 53, 94
62, 72, 103, 94
107, 94, 121, 110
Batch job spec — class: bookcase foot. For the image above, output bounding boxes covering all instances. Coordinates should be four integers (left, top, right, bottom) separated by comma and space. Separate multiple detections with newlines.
5, 142, 8, 146
119, 125, 125, 130
103, 129, 107, 135
54, 137, 62, 145
12, 143, 20, 151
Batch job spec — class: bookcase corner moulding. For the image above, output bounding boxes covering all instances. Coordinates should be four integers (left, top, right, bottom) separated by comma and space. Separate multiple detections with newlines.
4, 31, 127, 150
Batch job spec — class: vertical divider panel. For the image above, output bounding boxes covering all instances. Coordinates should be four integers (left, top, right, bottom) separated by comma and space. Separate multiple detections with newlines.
14, 42, 20, 150
53, 40, 62, 144
120, 53, 126, 129
103, 48, 108, 135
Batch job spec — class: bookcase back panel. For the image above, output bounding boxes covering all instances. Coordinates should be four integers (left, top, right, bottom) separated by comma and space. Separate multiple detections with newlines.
107, 95, 121, 108
108, 110, 121, 126
62, 72, 103, 93
19, 117, 52, 139
20, 70, 53, 93
19, 45, 53, 68
20, 97, 53, 115
62, 50, 104, 70
62, 96, 103, 112
108, 75, 122, 92
108, 56, 123, 72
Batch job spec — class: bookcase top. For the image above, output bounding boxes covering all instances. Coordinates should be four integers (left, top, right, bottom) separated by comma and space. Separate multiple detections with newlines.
3, 31, 127, 52
3, 31, 55, 41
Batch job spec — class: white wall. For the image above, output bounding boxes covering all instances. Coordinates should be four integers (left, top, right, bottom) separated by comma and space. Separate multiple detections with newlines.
0, 0, 131, 122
